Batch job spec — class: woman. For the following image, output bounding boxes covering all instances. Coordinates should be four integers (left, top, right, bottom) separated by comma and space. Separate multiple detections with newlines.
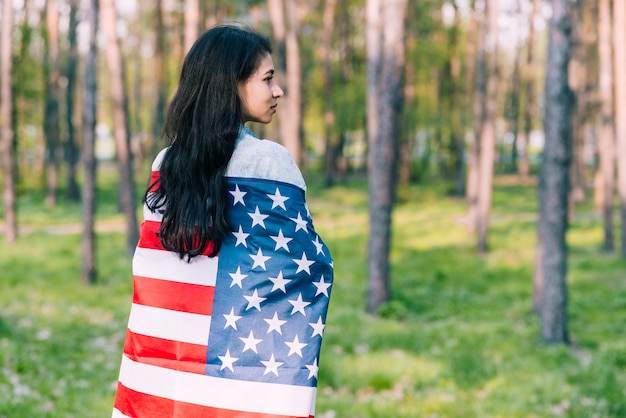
113, 26, 334, 418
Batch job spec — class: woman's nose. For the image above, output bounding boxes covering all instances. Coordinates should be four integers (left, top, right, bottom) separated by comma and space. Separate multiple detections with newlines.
273, 83, 284, 98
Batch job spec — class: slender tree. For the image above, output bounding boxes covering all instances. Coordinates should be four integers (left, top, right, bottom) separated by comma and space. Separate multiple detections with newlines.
82, 0, 99, 284
128, 1, 145, 161
521, 0, 540, 179
448, 3, 465, 197
44, 0, 61, 207
530, 0, 544, 312
101, 0, 139, 255
184, 0, 200, 54
152, 0, 167, 154
267, 0, 304, 166
466, 0, 486, 233
321, 0, 339, 186
508, 3, 523, 173
366, 0, 383, 312
568, 0, 596, 216
538, 0, 572, 344
438, 1, 464, 196
366, 0, 409, 314
615, 0, 626, 257
1, 0, 18, 243
462, 0, 478, 193
65, 0, 80, 201
475, 0, 499, 252
597, 0, 615, 252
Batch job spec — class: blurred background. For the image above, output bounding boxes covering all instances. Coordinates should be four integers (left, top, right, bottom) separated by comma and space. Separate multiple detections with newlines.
1, 0, 625, 417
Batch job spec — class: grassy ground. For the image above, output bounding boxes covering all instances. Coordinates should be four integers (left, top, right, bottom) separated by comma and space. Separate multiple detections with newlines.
1, 172, 625, 417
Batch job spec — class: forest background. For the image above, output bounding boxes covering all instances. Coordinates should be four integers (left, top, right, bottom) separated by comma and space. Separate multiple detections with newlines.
1, 0, 626, 416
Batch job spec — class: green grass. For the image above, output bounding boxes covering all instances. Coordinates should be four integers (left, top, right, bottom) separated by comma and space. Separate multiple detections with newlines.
1, 171, 625, 417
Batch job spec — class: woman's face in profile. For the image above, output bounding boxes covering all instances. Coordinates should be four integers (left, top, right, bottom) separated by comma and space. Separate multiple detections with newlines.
238, 53, 284, 124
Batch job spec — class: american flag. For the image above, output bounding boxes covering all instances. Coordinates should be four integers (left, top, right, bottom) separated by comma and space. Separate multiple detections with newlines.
113, 173, 334, 418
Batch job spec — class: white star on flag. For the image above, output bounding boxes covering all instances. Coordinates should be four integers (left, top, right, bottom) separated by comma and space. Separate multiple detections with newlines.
249, 248, 271, 270
223, 308, 242, 330
218, 349, 239, 372
232, 225, 249, 247
312, 235, 325, 255
267, 187, 289, 210
229, 184, 246, 206
285, 335, 307, 357
249, 206, 269, 228
289, 212, 308, 232
264, 312, 287, 334
293, 253, 315, 274
240, 330, 263, 353
288, 293, 310, 316
306, 358, 319, 379
312, 275, 331, 297
270, 229, 292, 252
261, 354, 283, 376
309, 316, 325, 338
228, 266, 248, 288
268, 271, 291, 293
244, 289, 267, 311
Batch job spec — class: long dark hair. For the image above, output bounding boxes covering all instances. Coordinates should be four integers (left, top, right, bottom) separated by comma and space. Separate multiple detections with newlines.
146, 26, 272, 260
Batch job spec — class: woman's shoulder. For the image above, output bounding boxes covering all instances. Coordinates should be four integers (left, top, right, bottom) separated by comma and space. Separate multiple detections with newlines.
227, 133, 306, 190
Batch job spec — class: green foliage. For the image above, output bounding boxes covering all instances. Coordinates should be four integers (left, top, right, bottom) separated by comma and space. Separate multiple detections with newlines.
1, 175, 625, 417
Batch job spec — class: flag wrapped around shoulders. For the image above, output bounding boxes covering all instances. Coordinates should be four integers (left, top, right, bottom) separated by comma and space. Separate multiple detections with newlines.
113, 173, 334, 418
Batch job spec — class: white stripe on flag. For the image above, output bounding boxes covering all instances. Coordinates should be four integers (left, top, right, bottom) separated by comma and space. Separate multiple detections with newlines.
143, 206, 162, 222
132, 247, 218, 286
127, 303, 211, 346
112, 408, 129, 418
151, 149, 167, 170
118, 355, 317, 417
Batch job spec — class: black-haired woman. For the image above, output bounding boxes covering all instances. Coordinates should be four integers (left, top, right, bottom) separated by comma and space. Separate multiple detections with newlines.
113, 25, 333, 418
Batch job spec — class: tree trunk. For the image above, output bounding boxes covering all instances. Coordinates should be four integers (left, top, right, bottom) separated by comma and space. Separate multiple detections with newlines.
284, 0, 304, 167
366, 0, 408, 314
476, 0, 499, 253
614, 0, 626, 257
81, 0, 99, 284
184, 0, 200, 54
448, 4, 465, 197
129, 1, 145, 163
1, 0, 17, 243
596, 0, 615, 252
567, 0, 596, 217
529, 0, 543, 312
101, 0, 139, 256
399, 40, 416, 201
321, 0, 338, 187
44, 0, 61, 207
461, 0, 477, 196
466, 1, 486, 233
508, 6, 523, 173
65, 0, 80, 202
152, 0, 167, 154
267, 0, 304, 167
521, 0, 540, 179
539, 0, 572, 344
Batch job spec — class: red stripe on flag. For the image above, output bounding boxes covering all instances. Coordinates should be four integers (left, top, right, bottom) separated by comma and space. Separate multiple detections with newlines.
138, 220, 216, 256
147, 171, 160, 193
138, 220, 164, 250
133, 275, 214, 316
114, 381, 315, 418
123, 330, 207, 375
